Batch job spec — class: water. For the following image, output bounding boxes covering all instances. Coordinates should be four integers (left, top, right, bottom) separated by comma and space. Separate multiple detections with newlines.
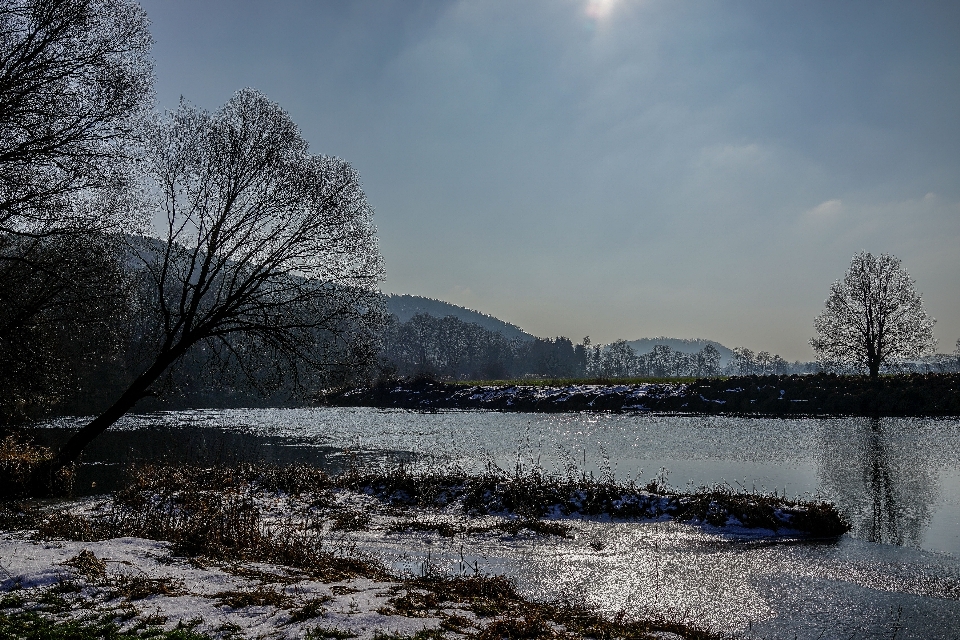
29, 408, 960, 638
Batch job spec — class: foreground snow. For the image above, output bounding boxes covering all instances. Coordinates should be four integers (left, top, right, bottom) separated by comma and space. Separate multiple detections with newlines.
0, 534, 454, 639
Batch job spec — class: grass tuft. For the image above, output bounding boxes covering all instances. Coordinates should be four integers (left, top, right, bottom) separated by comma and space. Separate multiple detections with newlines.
64, 549, 106, 581
0, 434, 73, 499
0, 609, 213, 639
214, 586, 292, 609
110, 574, 182, 601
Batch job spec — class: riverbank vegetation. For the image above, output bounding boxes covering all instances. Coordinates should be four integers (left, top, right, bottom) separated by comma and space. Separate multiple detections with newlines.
4, 459, 837, 638
326, 372, 960, 417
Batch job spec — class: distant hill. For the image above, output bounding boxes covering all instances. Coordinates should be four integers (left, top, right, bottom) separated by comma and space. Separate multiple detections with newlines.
385, 294, 536, 342
385, 295, 738, 360
623, 337, 736, 366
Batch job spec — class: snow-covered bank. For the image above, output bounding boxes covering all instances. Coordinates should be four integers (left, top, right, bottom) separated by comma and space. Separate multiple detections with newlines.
11, 457, 960, 638
326, 379, 686, 413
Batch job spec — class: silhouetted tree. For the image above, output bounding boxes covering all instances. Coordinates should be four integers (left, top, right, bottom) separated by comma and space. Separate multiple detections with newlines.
380, 313, 521, 380
0, 0, 152, 422
0, 0, 152, 236
695, 344, 721, 377
646, 344, 672, 377
602, 339, 638, 378
0, 232, 127, 423
732, 347, 756, 376
811, 252, 936, 379
50, 90, 384, 472
527, 336, 584, 378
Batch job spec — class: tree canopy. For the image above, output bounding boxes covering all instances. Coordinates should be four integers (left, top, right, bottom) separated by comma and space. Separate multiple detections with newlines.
51, 89, 384, 470
0, 0, 153, 236
811, 252, 936, 378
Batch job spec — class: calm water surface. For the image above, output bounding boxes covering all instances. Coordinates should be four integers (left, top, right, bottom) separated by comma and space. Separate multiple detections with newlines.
31, 408, 960, 638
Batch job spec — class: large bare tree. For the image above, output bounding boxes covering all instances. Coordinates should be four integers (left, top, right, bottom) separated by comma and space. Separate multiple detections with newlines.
49, 89, 384, 472
811, 252, 936, 379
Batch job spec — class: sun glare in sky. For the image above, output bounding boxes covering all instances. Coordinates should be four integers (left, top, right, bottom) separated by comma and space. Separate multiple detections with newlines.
584, 0, 622, 21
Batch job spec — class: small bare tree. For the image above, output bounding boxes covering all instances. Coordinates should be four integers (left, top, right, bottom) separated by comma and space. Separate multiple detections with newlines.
694, 344, 721, 377
602, 339, 638, 378
732, 347, 756, 376
50, 89, 384, 471
811, 252, 935, 379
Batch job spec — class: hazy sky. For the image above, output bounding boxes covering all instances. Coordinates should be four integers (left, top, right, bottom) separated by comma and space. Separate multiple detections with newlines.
142, 0, 959, 360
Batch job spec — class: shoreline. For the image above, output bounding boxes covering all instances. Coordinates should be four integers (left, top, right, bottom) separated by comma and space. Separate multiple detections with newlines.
321, 372, 960, 417
4, 462, 838, 639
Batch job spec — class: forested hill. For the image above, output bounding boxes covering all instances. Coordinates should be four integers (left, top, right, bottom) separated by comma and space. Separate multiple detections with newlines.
385, 294, 535, 342
624, 338, 736, 366
384, 297, 738, 362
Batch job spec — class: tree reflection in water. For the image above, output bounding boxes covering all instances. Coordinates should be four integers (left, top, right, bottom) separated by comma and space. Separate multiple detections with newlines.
817, 417, 939, 547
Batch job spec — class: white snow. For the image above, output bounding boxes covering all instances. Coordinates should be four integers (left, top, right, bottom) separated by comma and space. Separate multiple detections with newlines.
0, 534, 447, 639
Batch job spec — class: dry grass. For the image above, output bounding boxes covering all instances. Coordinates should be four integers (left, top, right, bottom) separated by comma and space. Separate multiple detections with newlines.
330, 509, 371, 532
63, 549, 106, 581
35, 511, 112, 541
287, 595, 335, 622
0, 500, 42, 530
455, 376, 703, 387
0, 433, 73, 499
26, 463, 386, 584
388, 518, 571, 539
381, 574, 725, 640
110, 574, 183, 601
214, 586, 293, 609
343, 467, 849, 537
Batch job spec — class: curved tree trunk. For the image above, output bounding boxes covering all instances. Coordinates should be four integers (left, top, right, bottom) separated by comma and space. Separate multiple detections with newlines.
29, 349, 183, 496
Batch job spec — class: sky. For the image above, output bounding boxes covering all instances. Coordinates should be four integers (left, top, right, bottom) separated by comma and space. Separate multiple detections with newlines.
141, 0, 960, 360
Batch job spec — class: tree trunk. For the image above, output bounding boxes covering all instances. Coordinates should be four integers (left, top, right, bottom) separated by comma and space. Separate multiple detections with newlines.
29, 349, 183, 495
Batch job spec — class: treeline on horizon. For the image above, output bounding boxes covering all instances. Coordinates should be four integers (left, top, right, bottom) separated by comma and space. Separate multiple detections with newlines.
9, 280, 960, 426
7, 263, 960, 426
379, 312, 959, 383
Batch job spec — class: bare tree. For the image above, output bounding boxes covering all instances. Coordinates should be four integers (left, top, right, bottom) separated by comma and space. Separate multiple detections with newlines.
602, 339, 638, 378
695, 344, 721, 377
0, 0, 152, 424
0, 0, 152, 235
644, 344, 670, 377
732, 347, 756, 376
49, 89, 384, 472
0, 231, 126, 424
811, 252, 935, 379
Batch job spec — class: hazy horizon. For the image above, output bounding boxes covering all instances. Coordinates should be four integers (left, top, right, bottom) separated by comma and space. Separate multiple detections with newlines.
142, 0, 960, 361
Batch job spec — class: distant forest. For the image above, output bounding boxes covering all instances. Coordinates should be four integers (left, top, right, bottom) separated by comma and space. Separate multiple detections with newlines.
379, 301, 960, 383
380, 311, 815, 381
